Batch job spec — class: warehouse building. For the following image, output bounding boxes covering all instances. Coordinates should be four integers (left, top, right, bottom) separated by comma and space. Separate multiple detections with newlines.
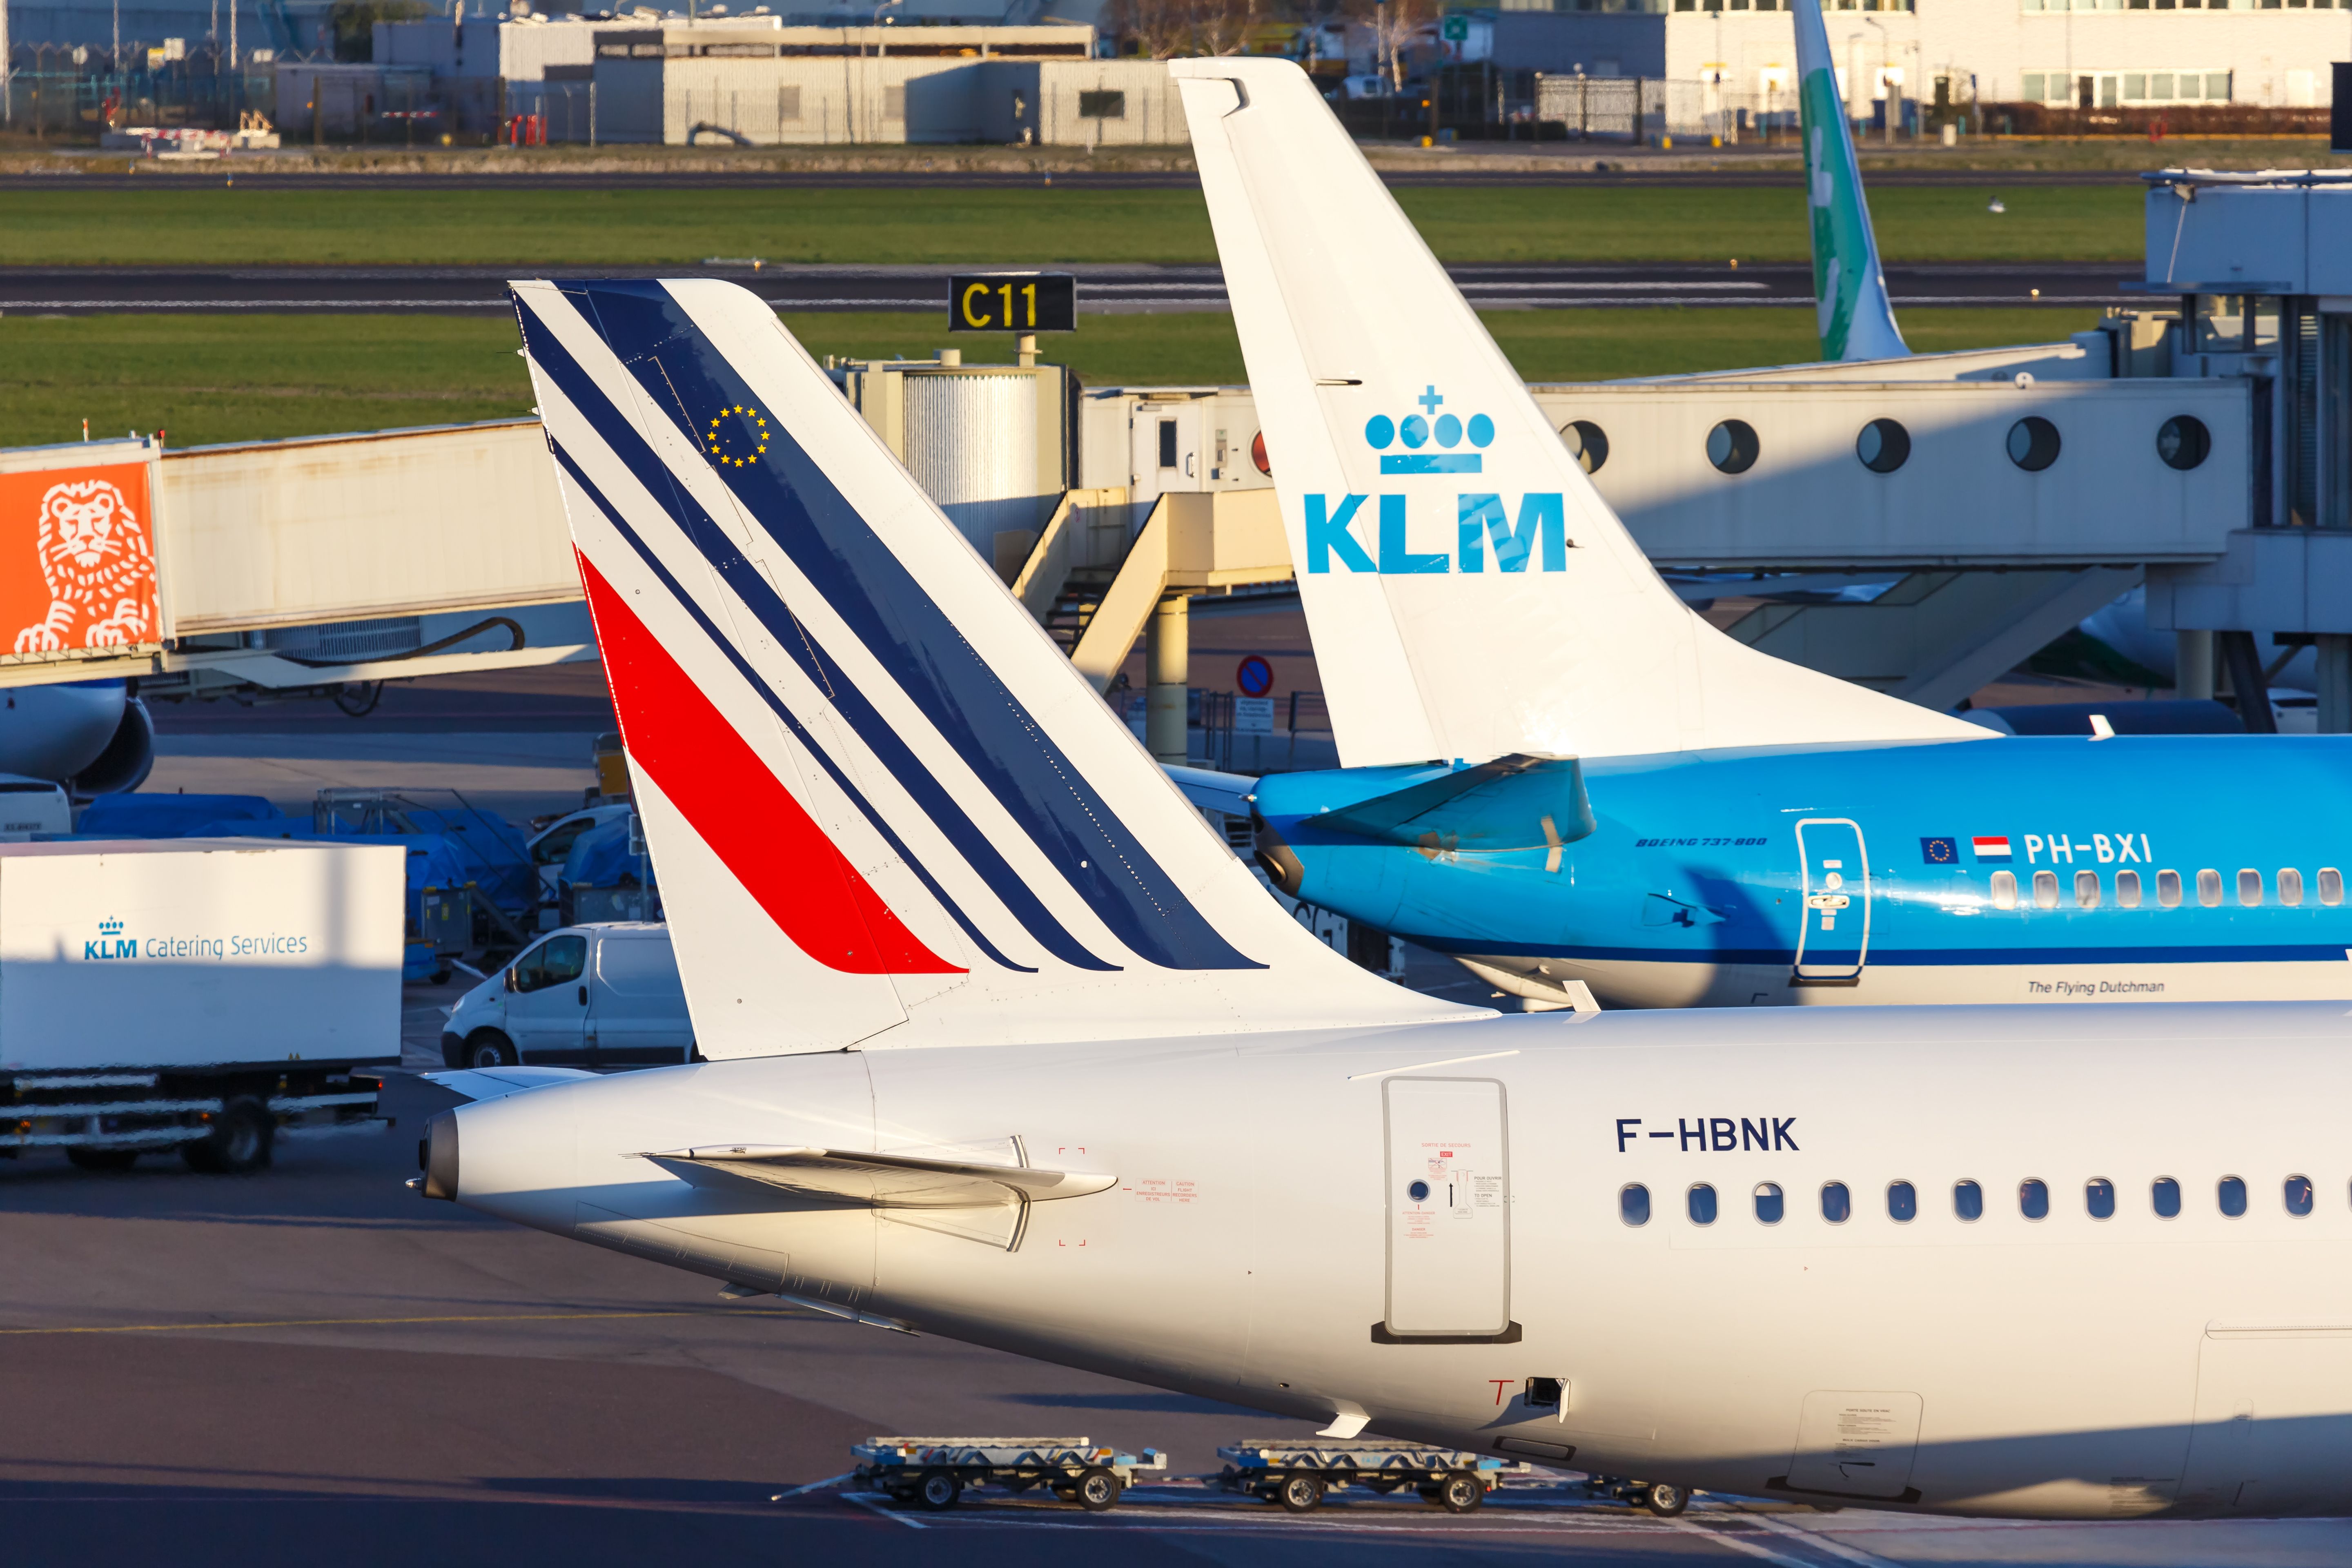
1493, 0, 2343, 111
579, 22, 1186, 145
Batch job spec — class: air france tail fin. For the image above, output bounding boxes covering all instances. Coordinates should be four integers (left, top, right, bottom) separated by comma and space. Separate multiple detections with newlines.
511, 278, 1479, 1056
1169, 60, 1981, 768
1794, 0, 1909, 361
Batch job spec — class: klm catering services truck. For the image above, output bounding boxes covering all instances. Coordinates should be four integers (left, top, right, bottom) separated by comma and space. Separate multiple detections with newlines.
0, 840, 404, 1172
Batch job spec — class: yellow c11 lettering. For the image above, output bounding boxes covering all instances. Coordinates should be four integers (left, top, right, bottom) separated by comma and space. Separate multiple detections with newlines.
961, 282, 992, 328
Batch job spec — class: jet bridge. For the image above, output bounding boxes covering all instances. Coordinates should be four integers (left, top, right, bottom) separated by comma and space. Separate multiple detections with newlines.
0, 420, 587, 698
1060, 321, 2256, 727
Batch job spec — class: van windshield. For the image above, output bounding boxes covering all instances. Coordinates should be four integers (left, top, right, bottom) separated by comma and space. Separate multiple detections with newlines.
513, 934, 588, 993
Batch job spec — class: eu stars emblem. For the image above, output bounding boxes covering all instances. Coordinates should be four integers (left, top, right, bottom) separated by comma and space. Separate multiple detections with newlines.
705, 403, 769, 468
1920, 836, 1957, 865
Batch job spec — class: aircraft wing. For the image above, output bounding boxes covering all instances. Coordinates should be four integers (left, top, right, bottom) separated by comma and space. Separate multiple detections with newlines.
641, 1145, 1118, 1209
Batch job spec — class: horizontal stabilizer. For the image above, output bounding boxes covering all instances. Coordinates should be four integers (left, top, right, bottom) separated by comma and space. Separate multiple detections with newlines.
642, 1145, 1117, 1209
423, 1066, 599, 1103
1164, 763, 1260, 817
1320, 753, 1596, 855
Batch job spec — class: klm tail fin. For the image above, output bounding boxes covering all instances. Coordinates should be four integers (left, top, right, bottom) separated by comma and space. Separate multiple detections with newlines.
1169, 60, 1982, 768
1794, 0, 1908, 361
510, 278, 1479, 1055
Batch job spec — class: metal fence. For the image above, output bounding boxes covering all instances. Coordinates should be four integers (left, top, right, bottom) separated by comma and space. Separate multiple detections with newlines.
1531, 76, 1777, 142
3, 45, 294, 134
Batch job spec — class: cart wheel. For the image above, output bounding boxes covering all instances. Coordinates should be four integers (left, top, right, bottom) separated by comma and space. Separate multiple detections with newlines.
1643, 1481, 1689, 1517
1074, 1467, 1123, 1512
911, 1469, 962, 1510
1276, 1472, 1325, 1513
1436, 1471, 1485, 1513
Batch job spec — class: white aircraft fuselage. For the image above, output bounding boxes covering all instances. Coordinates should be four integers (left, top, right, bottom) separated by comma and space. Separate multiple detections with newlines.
443, 999, 2352, 1521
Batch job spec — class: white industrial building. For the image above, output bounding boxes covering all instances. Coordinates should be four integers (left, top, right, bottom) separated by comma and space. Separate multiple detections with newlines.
370, 16, 1165, 144
1495, 0, 2345, 110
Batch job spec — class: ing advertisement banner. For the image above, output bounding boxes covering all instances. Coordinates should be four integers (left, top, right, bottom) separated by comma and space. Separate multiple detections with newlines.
0, 461, 162, 658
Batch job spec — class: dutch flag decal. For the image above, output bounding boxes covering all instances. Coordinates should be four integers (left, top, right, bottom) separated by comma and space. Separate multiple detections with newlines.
1972, 837, 2013, 862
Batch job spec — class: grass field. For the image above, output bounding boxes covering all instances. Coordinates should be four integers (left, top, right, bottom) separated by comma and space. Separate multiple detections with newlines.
0, 183, 2142, 267
0, 307, 2100, 450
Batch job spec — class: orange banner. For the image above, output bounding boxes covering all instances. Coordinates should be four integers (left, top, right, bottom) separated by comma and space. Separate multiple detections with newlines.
0, 462, 160, 656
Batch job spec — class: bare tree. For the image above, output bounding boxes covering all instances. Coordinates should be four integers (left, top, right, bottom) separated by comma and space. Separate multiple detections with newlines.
1345, 0, 1432, 90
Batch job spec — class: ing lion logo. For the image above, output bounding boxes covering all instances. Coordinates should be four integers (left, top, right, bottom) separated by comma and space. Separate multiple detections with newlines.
14, 479, 156, 654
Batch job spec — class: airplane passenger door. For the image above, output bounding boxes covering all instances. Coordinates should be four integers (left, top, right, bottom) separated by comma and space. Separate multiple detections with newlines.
1793, 819, 1871, 982
1381, 1078, 1513, 1342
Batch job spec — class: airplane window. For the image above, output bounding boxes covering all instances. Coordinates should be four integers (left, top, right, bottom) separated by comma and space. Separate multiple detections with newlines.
1619, 1184, 1650, 1227
2238, 869, 2264, 907
2280, 869, 2304, 906
2158, 870, 2183, 908
2321, 868, 2344, 906
2020, 1179, 2050, 1220
2086, 1178, 2115, 1219
1991, 871, 2018, 910
2032, 870, 2060, 910
1953, 1180, 1983, 1221
2197, 869, 2223, 907
2116, 870, 2143, 908
2074, 870, 2101, 910
1753, 1182, 1784, 1224
2286, 1176, 2314, 1216
2218, 1176, 2247, 1217
1887, 1181, 1917, 1222
1688, 1184, 1719, 1225
1820, 1182, 1851, 1223
2153, 1177, 2181, 1218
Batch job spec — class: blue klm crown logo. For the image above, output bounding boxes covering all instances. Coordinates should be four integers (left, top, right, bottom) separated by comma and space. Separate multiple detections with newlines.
1365, 386, 1494, 475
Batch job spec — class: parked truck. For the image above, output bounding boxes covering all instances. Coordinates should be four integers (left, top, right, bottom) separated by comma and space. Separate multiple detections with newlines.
0, 839, 405, 1172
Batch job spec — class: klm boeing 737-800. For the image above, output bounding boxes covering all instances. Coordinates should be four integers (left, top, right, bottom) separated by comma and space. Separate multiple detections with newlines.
1172, 60, 2352, 1009
409, 261, 2352, 1525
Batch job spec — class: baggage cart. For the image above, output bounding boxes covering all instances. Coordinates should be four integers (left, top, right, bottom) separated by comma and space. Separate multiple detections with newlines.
1215, 1439, 1521, 1513
851, 1435, 1165, 1512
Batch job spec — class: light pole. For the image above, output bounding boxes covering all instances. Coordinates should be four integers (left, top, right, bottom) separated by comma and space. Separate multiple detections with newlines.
871, 0, 899, 143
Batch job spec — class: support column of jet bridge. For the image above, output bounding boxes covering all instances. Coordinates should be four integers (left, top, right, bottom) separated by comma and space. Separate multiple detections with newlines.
1145, 594, 1190, 764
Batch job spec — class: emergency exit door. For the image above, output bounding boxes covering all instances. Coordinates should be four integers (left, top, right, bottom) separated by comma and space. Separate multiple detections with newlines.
1793, 818, 1871, 982
1381, 1078, 1513, 1341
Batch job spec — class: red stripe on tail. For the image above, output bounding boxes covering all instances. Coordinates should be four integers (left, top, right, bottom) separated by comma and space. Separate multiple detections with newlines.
578, 552, 963, 976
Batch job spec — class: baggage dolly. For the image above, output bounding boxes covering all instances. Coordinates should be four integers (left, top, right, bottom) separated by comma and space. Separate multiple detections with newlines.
1214, 1440, 1522, 1514
851, 1436, 1165, 1512
1584, 1474, 1693, 1516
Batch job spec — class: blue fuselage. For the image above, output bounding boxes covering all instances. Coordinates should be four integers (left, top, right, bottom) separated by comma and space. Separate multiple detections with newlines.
1254, 735, 2352, 1007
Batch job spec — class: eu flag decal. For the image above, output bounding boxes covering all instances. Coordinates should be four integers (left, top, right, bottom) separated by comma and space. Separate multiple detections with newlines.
1921, 836, 1958, 865
704, 403, 770, 469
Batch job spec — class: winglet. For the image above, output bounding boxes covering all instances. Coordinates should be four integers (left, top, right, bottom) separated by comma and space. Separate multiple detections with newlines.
1793, 0, 1909, 361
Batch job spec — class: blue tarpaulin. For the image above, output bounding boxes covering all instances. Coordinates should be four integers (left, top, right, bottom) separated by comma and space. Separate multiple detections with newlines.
76, 793, 280, 838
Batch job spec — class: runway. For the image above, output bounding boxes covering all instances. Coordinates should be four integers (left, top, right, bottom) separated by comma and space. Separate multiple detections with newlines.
4, 1069, 2349, 1568
0, 259, 2141, 314
0, 166, 2148, 192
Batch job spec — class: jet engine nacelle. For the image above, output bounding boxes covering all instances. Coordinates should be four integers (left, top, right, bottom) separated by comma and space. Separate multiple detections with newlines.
0, 681, 154, 795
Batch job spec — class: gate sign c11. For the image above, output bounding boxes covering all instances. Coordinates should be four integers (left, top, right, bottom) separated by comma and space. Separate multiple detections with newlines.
1235, 655, 1274, 697
950, 273, 1076, 334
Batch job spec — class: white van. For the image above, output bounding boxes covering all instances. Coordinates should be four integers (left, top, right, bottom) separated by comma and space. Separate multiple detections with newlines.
0, 775, 73, 840
440, 922, 693, 1069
